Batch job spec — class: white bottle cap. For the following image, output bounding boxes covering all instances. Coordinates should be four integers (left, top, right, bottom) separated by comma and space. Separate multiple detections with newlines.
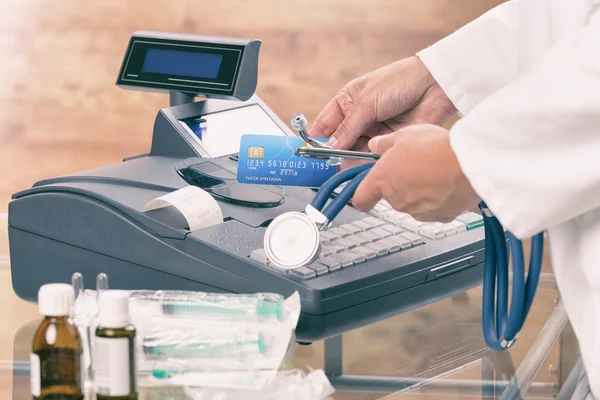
98, 290, 131, 328
38, 283, 75, 317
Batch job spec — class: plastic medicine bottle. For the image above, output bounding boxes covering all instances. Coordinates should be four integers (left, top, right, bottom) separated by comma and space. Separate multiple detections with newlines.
94, 291, 137, 400
31, 283, 84, 400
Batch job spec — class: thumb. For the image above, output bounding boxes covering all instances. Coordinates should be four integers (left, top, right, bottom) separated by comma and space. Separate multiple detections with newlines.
368, 132, 398, 155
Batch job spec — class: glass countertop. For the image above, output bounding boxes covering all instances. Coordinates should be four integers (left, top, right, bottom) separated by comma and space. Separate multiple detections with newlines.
0, 212, 580, 399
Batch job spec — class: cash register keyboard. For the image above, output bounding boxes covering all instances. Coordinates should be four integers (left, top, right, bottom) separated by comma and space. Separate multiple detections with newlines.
250, 199, 484, 281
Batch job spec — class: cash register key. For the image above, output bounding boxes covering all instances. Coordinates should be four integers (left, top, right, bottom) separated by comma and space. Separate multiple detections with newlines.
380, 224, 404, 235
307, 263, 329, 276
354, 231, 379, 243
319, 230, 338, 243
345, 234, 371, 246
369, 228, 393, 239
351, 220, 373, 231
328, 226, 353, 238
250, 248, 270, 265
340, 223, 364, 234
449, 220, 468, 233
342, 250, 367, 266
377, 238, 402, 254
319, 245, 338, 257
329, 253, 353, 268
364, 241, 390, 257
455, 212, 484, 230
335, 238, 358, 250
373, 203, 390, 213
400, 219, 426, 232
288, 266, 316, 280
333, 182, 348, 194
432, 222, 457, 237
362, 217, 386, 228
401, 231, 425, 246
380, 212, 410, 226
418, 225, 446, 240
387, 235, 412, 250
326, 243, 346, 253
351, 246, 378, 261
318, 256, 342, 272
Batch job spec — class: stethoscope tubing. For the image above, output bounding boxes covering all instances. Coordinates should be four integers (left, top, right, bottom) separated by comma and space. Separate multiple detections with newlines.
480, 201, 545, 351
310, 163, 375, 220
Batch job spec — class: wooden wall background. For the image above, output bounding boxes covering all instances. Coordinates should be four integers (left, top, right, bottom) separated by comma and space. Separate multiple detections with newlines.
0, 0, 504, 208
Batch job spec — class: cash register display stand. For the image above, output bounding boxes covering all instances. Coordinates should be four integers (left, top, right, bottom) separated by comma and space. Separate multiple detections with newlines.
169, 91, 196, 107
8, 31, 487, 347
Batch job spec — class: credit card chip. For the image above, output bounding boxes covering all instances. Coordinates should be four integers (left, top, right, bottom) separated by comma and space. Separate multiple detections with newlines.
248, 146, 265, 158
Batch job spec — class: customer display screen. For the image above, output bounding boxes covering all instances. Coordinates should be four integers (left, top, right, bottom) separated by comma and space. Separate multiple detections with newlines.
141, 49, 224, 79
118, 37, 244, 96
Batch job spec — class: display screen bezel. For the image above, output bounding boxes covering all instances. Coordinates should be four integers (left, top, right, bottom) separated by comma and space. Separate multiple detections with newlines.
118, 38, 244, 95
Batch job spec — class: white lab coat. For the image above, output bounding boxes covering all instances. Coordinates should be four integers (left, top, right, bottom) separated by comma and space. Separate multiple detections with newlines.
417, 0, 600, 395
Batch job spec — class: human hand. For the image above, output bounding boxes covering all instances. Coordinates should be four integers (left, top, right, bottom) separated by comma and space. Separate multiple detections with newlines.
309, 56, 457, 153
351, 124, 480, 222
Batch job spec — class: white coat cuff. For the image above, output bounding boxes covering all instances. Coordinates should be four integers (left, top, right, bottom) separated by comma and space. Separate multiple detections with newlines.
417, 48, 476, 117
449, 120, 531, 239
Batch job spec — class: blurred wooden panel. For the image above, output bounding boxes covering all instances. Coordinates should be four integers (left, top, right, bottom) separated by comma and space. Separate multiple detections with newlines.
0, 0, 502, 209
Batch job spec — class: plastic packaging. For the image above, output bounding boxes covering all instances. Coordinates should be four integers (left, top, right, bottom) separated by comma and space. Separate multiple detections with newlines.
132, 292, 301, 382
128, 291, 285, 322
72, 288, 302, 388
142, 328, 268, 360
183, 369, 335, 400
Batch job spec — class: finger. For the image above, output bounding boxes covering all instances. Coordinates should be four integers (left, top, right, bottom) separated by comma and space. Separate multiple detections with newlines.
329, 90, 377, 149
363, 123, 394, 140
339, 158, 370, 171
351, 165, 384, 212
368, 132, 399, 155
351, 136, 371, 152
310, 77, 369, 139
309, 96, 345, 138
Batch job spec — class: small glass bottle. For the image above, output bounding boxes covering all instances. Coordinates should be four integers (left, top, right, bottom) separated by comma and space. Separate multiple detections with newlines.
31, 283, 84, 400
94, 291, 137, 400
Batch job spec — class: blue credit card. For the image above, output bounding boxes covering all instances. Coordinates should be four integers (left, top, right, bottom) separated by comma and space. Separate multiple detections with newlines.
237, 134, 337, 187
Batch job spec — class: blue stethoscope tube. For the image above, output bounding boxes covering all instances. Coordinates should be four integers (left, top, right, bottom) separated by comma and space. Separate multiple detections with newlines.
310, 163, 374, 221
480, 201, 545, 351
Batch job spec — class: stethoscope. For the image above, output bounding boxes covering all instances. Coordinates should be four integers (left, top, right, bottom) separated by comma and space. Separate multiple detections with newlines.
479, 202, 545, 351
264, 113, 545, 352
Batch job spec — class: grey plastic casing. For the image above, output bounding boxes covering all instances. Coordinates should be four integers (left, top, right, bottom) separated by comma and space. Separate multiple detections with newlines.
116, 31, 261, 101
8, 96, 485, 341
8, 32, 485, 341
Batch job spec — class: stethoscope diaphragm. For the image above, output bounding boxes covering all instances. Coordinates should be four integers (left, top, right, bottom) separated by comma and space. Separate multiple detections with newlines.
263, 212, 321, 270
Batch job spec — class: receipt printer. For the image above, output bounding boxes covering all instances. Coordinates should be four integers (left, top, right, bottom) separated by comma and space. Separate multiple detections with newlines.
8, 31, 486, 341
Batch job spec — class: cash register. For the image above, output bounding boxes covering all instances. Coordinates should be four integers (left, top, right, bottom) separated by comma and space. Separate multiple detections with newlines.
8, 31, 486, 341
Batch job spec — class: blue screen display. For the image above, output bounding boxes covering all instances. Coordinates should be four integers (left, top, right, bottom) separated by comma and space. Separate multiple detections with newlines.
141, 48, 223, 79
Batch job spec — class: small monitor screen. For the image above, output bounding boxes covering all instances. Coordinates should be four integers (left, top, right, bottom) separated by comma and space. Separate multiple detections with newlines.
141, 48, 223, 79
180, 105, 286, 158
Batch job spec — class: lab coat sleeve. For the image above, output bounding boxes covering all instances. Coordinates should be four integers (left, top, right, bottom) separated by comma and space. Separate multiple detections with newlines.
416, 1, 519, 115
449, 12, 600, 238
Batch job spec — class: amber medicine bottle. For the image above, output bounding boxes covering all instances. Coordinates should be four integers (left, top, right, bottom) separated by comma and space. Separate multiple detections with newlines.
94, 291, 137, 400
31, 283, 84, 400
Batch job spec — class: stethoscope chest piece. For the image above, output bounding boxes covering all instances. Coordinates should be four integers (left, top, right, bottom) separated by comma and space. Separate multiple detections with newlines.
264, 212, 321, 269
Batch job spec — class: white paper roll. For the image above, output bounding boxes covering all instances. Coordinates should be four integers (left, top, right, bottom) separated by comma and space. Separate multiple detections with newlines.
144, 186, 223, 231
